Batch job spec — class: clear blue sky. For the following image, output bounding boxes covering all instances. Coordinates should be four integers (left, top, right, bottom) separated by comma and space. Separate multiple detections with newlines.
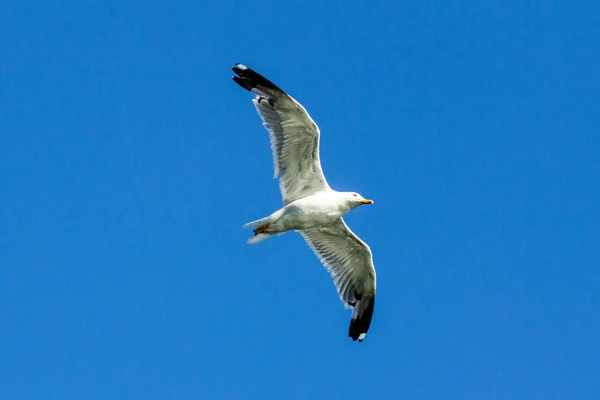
1, 1, 599, 399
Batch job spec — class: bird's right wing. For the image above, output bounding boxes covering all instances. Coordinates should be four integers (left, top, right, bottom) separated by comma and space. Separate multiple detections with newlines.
232, 63, 330, 204
300, 218, 377, 342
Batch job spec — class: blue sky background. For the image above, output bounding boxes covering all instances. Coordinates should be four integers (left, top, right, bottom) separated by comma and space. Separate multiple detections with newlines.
1, 1, 599, 399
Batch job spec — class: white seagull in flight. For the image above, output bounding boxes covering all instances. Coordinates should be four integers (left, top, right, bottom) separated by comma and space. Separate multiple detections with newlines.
232, 63, 377, 342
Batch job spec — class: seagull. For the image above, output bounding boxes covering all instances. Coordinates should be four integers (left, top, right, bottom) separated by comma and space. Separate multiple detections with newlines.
232, 63, 377, 342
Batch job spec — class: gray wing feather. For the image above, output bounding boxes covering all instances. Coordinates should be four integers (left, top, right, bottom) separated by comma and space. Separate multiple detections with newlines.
233, 64, 330, 204
301, 218, 377, 341
300, 218, 376, 308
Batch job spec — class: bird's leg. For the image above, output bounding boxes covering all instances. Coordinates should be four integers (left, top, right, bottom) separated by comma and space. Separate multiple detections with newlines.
253, 223, 271, 235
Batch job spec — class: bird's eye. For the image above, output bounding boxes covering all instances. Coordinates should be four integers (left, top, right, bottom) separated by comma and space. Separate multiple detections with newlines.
353, 193, 358, 197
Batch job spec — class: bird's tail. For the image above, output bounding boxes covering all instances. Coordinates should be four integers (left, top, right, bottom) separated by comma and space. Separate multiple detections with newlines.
243, 216, 276, 244
247, 233, 274, 244
349, 294, 375, 342
243, 216, 271, 230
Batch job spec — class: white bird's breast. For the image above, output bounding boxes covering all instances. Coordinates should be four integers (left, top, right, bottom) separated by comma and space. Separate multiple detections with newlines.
278, 192, 347, 230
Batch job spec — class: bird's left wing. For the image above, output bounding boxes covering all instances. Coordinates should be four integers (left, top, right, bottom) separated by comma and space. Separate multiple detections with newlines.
232, 63, 330, 204
300, 218, 377, 342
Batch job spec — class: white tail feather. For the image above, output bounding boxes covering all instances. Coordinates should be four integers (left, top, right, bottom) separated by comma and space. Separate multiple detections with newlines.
248, 233, 274, 244
243, 210, 284, 244
243, 216, 271, 229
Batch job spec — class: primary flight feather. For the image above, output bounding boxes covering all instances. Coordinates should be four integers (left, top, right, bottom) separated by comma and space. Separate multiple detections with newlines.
232, 63, 377, 342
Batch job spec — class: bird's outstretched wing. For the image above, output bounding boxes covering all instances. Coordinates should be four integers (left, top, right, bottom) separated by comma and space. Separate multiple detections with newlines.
300, 218, 377, 342
232, 63, 330, 204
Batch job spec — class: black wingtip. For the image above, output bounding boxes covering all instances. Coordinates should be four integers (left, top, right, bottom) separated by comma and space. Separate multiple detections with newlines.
231, 62, 286, 95
232, 76, 253, 92
232, 62, 246, 75
349, 295, 375, 342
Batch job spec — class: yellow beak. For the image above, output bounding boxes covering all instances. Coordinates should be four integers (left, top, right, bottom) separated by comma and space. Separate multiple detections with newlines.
360, 199, 374, 205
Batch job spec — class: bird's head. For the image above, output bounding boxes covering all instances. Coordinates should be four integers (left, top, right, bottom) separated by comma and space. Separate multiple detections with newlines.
345, 192, 374, 208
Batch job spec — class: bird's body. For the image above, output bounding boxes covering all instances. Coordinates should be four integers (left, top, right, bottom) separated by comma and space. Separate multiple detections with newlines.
280, 191, 359, 229
232, 63, 378, 342
245, 190, 371, 240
